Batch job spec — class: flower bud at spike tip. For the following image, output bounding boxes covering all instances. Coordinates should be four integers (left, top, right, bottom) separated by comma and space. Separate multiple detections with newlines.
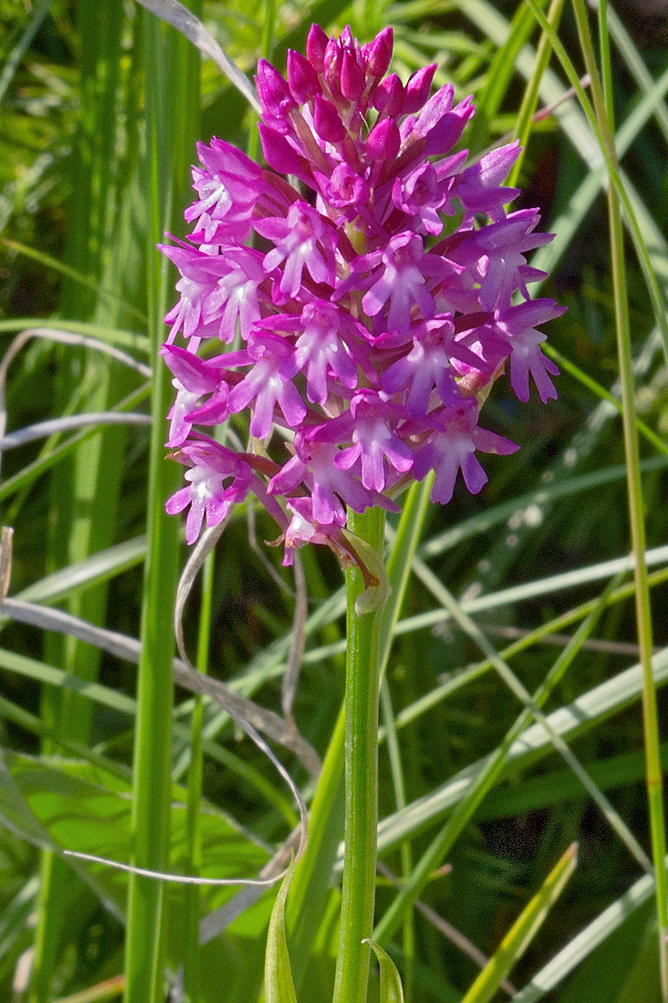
306, 23, 328, 73
323, 38, 343, 101
365, 26, 394, 78
258, 123, 312, 182
404, 63, 438, 114
314, 94, 347, 144
367, 118, 401, 161
256, 59, 296, 125
373, 73, 405, 117
287, 50, 320, 103
341, 50, 365, 101
161, 23, 564, 572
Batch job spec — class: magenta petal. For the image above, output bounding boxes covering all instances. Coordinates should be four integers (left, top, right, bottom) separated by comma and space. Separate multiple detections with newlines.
166, 485, 192, 516
365, 26, 393, 79
258, 124, 313, 183
430, 454, 458, 505
461, 451, 488, 495
185, 499, 206, 544
473, 427, 519, 455
278, 380, 308, 428
334, 443, 361, 471
306, 24, 328, 72
367, 118, 401, 161
287, 49, 320, 102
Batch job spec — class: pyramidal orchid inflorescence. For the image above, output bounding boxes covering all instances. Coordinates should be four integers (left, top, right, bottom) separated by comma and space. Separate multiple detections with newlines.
161, 24, 565, 573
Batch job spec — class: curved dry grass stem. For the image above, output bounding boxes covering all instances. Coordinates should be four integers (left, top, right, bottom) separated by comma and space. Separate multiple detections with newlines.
132, 0, 261, 112
0, 596, 321, 777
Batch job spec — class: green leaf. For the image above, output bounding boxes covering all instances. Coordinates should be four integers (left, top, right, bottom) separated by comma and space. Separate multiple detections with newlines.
461, 843, 578, 1003
0, 752, 269, 930
365, 939, 405, 1003
265, 856, 297, 1003
555, 899, 660, 1003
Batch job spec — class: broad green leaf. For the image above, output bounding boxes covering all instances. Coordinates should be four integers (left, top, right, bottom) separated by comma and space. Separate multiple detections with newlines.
0, 752, 269, 932
265, 857, 297, 1003
461, 843, 578, 1003
365, 939, 405, 1003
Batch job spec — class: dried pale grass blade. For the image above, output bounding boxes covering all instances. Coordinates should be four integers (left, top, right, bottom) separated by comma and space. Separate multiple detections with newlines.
133, 0, 261, 112
61, 850, 284, 887
0, 527, 13, 603
247, 503, 294, 598
0, 327, 151, 475
0, 597, 320, 776
168, 520, 310, 886
0, 328, 151, 386
0, 413, 151, 450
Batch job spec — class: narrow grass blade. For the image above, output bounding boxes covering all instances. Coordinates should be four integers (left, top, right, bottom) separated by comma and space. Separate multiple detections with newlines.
606, 4, 668, 144
0, 383, 150, 506
375, 643, 668, 857
0, 412, 150, 451
9, 536, 147, 606
0, 0, 52, 106
512, 858, 668, 1002
0, 238, 146, 324
52, 976, 125, 1002
372, 572, 638, 946
468, 0, 544, 152
265, 858, 297, 1003
524, 0, 668, 359
570, 2, 668, 992
0, 318, 149, 353
123, 8, 197, 995
460, 844, 578, 1003
508, 0, 565, 188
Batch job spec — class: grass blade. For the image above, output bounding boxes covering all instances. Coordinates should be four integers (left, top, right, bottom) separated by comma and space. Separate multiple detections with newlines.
461, 844, 578, 1003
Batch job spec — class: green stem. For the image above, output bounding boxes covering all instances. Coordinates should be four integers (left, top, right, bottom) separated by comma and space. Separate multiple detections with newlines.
123, 6, 198, 996
246, 0, 276, 163
380, 678, 414, 1003
182, 549, 215, 1003
286, 481, 430, 994
571, 2, 668, 996
332, 506, 386, 1003
508, 0, 565, 190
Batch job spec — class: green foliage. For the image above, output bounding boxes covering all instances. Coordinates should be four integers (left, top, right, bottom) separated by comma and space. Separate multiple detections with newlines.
366, 940, 406, 1003
265, 858, 298, 1003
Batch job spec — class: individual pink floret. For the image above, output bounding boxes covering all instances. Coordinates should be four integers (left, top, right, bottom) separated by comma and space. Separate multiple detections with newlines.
166, 440, 253, 544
